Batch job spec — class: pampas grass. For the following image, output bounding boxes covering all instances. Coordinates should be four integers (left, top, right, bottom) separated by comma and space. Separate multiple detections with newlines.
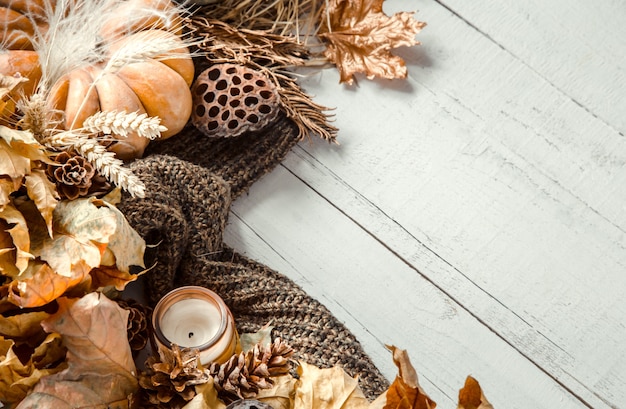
30, 0, 191, 93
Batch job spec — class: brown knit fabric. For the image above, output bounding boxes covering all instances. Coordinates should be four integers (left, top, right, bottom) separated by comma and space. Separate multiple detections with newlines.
118, 114, 390, 399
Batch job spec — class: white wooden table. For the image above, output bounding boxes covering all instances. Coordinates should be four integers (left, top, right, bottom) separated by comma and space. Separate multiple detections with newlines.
223, 1, 626, 408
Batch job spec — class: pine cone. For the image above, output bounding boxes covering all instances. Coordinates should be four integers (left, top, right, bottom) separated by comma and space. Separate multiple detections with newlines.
116, 298, 151, 354
209, 338, 294, 403
139, 344, 210, 409
45, 150, 111, 199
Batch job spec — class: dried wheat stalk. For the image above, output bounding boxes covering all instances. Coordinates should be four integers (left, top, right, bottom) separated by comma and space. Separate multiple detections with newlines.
83, 111, 167, 140
44, 130, 146, 198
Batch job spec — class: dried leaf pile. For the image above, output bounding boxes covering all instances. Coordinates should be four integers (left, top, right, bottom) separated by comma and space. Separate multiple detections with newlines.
139, 336, 494, 409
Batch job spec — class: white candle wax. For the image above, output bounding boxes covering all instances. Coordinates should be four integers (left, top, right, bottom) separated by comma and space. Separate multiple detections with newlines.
159, 298, 221, 347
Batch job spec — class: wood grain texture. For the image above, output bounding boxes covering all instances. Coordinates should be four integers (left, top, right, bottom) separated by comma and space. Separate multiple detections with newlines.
224, 0, 625, 408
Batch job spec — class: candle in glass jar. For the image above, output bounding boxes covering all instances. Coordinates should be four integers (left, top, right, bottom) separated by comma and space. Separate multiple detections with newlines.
152, 286, 241, 365
159, 298, 221, 347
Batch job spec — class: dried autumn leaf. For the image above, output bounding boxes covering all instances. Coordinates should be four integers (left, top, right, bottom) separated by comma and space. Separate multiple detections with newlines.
370, 345, 436, 409
0, 138, 30, 180
8, 260, 91, 308
0, 202, 32, 277
95, 198, 146, 273
0, 125, 49, 163
294, 361, 369, 409
89, 264, 140, 292
318, 0, 426, 84
0, 333, 66, 405
181, 379, 227, 409
24, 169, 59, 237
32, 197, 118, 277
0, 176, 18, 210
0, 309, 50, 339
16, 293, 138, 409
256, 374, 297, 409
0, 73, 28, 121
458, 376, 493, 409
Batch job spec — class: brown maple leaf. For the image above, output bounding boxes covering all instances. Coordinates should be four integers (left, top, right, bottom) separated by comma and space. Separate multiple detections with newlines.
318, 0, 426, 84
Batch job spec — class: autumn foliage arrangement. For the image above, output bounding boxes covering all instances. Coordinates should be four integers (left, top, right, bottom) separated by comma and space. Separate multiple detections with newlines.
0, 0, 492, 408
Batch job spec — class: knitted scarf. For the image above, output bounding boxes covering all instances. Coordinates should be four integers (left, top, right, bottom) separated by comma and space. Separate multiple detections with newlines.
118, 114, 389, 399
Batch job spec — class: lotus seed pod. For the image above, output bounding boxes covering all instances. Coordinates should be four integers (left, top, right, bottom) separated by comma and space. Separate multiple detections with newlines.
191, 64, 281, 138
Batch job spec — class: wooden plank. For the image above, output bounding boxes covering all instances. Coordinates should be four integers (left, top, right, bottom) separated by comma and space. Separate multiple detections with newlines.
278, 0, 625, 406
431, 0, 626, 134
224, 166, 588, 409
224, 0, 626, 407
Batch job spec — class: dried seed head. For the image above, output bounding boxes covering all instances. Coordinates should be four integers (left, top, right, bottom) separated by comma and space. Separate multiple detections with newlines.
191, 64, 280, 138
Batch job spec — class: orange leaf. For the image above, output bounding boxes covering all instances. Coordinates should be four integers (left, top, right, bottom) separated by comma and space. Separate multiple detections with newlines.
318, 0, 426, 84
8, 261, 91, 308
458, 376, 493, 409
89, 264, 140, 292
371, 345, 436, 409
16, 293, 138, 408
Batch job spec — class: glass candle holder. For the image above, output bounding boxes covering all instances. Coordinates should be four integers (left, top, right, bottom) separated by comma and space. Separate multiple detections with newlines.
152, 286, 241, 365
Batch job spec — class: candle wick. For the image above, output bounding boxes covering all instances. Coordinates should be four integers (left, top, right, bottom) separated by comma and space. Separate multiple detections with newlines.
189, 332, 194, 339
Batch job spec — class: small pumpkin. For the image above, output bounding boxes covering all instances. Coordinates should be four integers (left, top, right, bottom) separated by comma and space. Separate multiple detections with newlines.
0, 0, 48, 50
0, 0, 194, 160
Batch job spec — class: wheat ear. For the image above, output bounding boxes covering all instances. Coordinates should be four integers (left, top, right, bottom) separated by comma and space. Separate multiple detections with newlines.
83, 110, 167, 140
46, 132, 146, 198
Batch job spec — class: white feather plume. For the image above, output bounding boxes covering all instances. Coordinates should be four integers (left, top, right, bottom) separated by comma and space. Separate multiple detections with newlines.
26, 0, 193, 95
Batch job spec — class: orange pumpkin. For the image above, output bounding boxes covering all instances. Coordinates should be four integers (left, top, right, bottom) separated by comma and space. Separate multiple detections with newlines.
0, 0, 48, 50
0, 0, 194, 160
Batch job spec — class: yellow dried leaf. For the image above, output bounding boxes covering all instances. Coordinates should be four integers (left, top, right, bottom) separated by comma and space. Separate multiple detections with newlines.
31, 332, 67, 370
370, 345, 436, 409
0, 125, 49, 163
0, 221, 18, 277
89, 264, 140, 292
8, 260, 91, 308
24, 169, 59, 238
0, 139, 30, 180
318, 0, 426, 84
257, 374, 297, 409
32, 198, 118, 277
458, 376, 493, 409
181, 379, 226, 409
95, 199, 146, 272
0, 74, 28, 120
0, 202, 32, 277
0, 310, 50, 339
17, 293, 138, 408
294, 361, 369, 409
0, 176, 18, 211
0, 334, 66, 404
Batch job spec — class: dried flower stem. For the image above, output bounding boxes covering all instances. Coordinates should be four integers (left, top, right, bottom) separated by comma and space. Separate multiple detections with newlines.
196, 0, 325, 39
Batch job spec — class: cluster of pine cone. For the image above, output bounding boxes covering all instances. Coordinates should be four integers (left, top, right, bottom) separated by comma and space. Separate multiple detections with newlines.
139, 336, 294, 408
